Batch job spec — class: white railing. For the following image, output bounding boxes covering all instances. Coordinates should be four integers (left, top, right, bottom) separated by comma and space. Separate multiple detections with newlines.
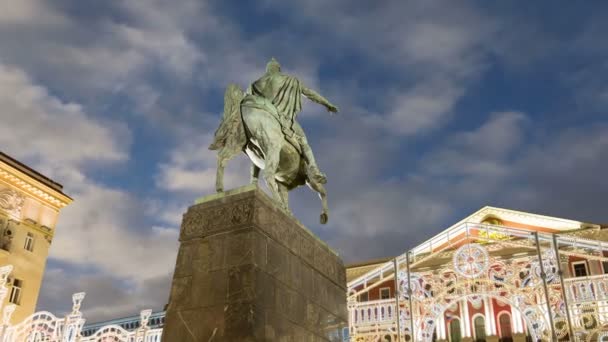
79, 325, 163, 342
350, 298, 397, 326
141, 329, 163, 342
565, 274, 608, 304
0, 265, 164, 342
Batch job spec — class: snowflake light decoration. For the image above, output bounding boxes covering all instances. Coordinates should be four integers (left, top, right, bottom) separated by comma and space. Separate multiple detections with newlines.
453, 243, 489, 278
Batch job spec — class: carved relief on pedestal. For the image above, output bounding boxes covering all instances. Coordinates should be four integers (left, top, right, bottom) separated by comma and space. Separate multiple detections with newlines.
0, 188, 25, 219
181, 198, 254, 240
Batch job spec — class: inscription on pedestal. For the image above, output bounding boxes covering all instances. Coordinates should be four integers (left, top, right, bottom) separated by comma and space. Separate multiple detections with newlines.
162, 186, 347, 341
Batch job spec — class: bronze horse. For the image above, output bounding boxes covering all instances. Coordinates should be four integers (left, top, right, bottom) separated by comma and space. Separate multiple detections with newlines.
209, 84, 330, 224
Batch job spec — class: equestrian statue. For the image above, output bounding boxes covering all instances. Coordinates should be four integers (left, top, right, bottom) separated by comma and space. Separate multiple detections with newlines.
209, 58, 338, 224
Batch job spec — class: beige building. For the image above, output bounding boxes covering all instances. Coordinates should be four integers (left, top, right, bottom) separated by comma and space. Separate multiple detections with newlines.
0, 152, 72, 324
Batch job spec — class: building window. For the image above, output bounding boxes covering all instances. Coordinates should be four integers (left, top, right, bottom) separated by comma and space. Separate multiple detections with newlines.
380, 287, 391, 299
498, 312, 512, 338
24, 232, 34, 252
473, 315, 487, 342
9, 279, 22, 305
358, 292, 369, 302
573, 261, 589, 277
449, 318, 462, 342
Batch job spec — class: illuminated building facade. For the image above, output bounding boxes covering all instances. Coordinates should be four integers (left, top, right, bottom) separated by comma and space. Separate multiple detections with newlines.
0, 152, 72, 324
347, 206, 608, 342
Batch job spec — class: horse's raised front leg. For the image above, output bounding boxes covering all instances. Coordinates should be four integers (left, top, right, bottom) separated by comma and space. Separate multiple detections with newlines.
307, 178, 329, 224
215, 154, 226, 193
216, 147, 240, 193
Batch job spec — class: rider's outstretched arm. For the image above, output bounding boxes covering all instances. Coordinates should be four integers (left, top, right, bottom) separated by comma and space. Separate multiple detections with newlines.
302, 87, 338, 112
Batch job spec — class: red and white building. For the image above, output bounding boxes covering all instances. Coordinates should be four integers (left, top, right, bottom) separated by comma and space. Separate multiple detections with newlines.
347, 206, 608, 342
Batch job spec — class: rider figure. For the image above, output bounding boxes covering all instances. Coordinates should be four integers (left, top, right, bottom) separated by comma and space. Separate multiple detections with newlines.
249, 58, 338, 184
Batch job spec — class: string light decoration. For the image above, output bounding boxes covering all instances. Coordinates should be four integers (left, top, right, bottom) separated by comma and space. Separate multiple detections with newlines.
453, 243, 490, 279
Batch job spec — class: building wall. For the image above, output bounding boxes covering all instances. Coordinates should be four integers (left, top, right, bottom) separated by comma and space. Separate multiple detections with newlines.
0, 154, 71, 324
0, 214, 53, 323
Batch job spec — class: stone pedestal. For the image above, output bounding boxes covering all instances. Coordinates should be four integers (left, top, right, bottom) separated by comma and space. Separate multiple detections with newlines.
162, 185, 347, 341
486, 336, 500, 342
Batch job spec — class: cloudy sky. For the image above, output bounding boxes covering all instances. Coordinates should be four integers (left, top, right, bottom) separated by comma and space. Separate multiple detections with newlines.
1, 0, 607, 322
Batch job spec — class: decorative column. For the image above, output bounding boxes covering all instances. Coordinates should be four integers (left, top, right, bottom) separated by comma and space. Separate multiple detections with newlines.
0, 265, 13, 341
484, 297, 497, 336
460, 299, 472, 338
0, 304, 15, 341
0, 265, 13, 312
393, 259, 401, 341
552, 234, 575, 340
435, 312, 447, 340
347, 295, 357, 337
137, 309, 152, 341
406, 252, 415, 341
510, 303, 523, 334
61, 292, 86, 342
510, 299, 528, 342
534, 232, 557, 341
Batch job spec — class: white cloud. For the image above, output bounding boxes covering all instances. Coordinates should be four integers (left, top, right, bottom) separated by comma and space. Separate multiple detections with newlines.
0, 63, 128, 169
39, 268, 171, 322
110, 23, 203, 79
52, 183, 179, 281
316, 111, 529, 260
0, 63, 176, 281
0, 62, 179, 319
384, 78, 465, 135
156, 134, 251, 194
259, 1, 497, 136
0, 0, 66, 26
422, 111, 528, 178
0, 0, 205, 101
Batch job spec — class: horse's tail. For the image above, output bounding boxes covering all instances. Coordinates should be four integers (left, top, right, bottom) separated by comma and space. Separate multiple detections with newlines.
209, 84, 246, 150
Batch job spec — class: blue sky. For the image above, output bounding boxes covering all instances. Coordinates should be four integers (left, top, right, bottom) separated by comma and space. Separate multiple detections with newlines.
0, 0, 607, 321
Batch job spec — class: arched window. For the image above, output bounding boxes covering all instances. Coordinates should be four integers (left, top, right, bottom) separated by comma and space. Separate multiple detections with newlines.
473, 315, 486, 342
498, 312, 513, 339
449, 318, 462, 342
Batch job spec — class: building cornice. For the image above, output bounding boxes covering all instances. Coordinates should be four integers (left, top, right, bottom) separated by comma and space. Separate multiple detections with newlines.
473, 206, 591, 231
0, 162, 72, 210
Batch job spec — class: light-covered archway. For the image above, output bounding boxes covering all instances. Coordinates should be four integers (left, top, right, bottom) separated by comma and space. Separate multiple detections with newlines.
420, 291, 541, 342
394, 244, 563, 342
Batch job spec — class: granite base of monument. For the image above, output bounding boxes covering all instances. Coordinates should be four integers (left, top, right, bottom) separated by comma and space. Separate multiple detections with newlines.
161, 185, 347, 341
